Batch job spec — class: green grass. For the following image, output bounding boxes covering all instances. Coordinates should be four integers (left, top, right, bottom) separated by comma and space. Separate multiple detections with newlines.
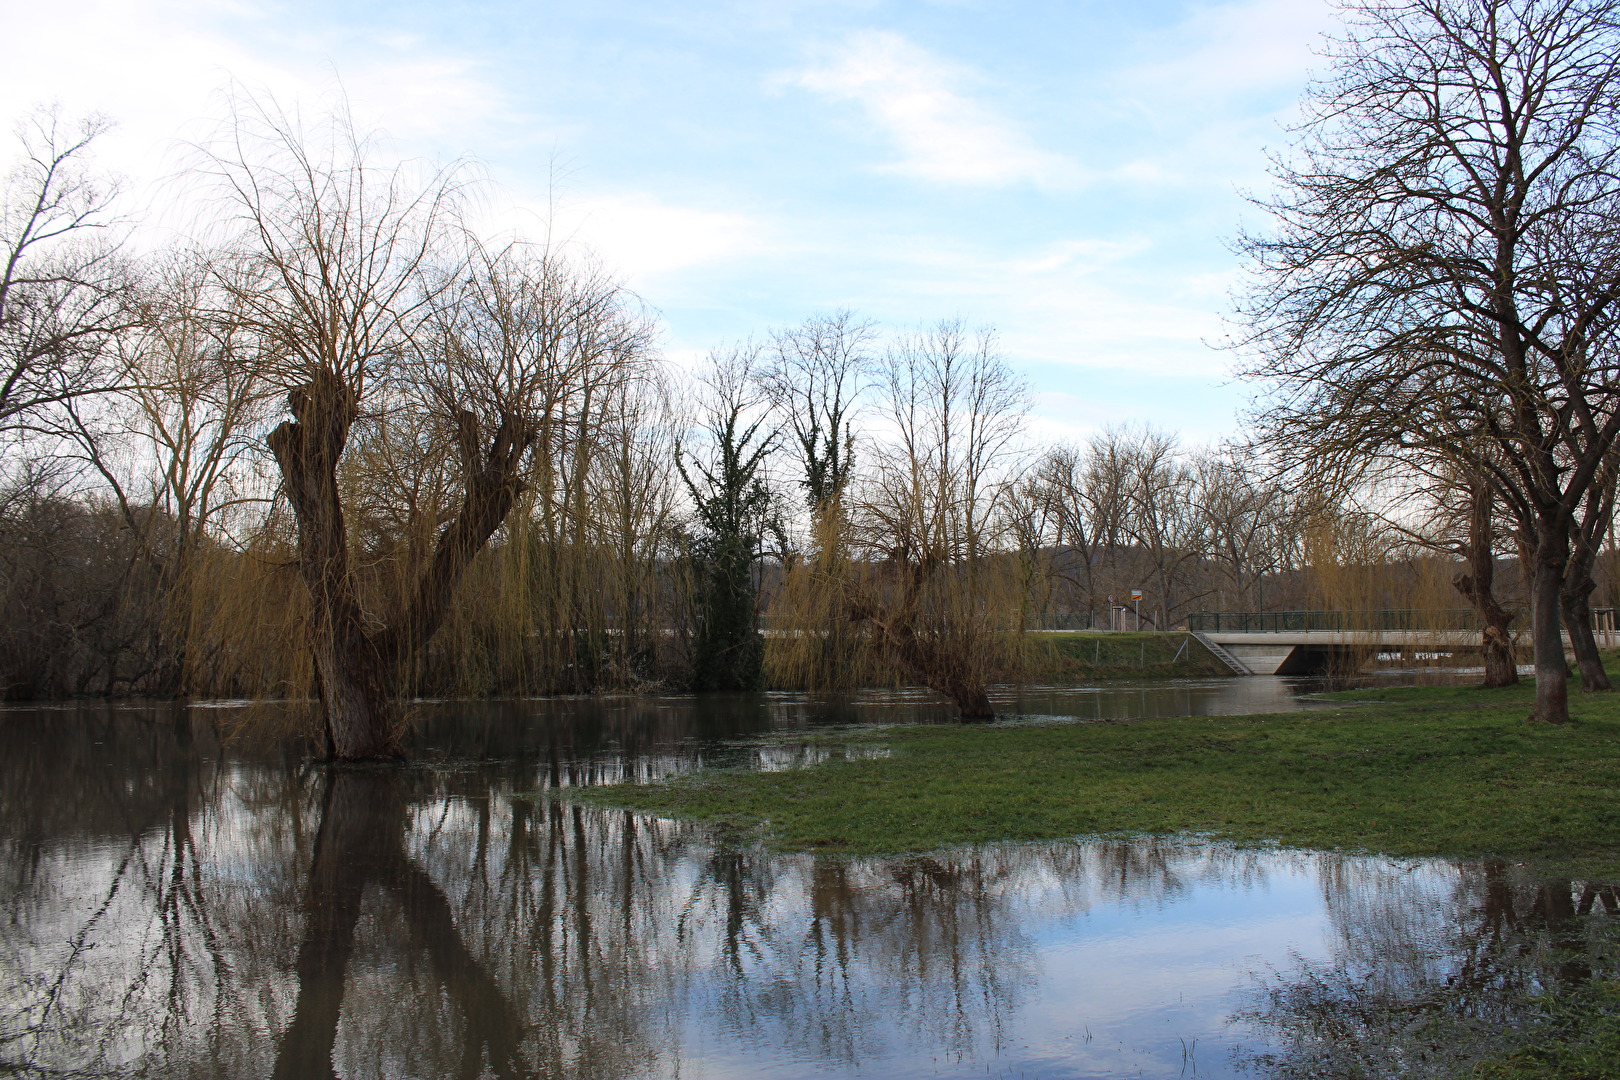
568, 667, 1620, 878
1022, 630, 1232, 680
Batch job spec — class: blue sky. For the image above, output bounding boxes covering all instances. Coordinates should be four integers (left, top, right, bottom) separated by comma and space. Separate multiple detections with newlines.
3, 0, 1338, 443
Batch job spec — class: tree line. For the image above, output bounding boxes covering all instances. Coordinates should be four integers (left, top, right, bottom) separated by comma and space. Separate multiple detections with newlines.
0, 98, 1334, 742
0, 101, 1329, 730
8, 0, 1620, 750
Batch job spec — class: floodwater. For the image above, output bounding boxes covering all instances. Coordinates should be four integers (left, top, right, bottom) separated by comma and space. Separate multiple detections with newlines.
3, 677, 1614, 1079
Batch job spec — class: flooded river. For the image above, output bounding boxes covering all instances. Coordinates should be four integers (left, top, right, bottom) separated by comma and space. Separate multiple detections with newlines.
2, 677, 1613, 1078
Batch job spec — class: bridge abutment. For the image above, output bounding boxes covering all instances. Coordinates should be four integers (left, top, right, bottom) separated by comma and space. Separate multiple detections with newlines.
1220, 643, 1370, 675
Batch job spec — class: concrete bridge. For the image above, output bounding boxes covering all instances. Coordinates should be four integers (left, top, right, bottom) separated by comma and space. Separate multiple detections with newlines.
1187, 609, 1619, 676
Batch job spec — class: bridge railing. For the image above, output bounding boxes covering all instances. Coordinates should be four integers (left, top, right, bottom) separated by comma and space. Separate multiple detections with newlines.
1187, 609, 1488, 633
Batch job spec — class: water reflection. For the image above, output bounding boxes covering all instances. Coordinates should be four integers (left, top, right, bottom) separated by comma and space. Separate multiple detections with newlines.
1237, 861, 1620, 1078
401, 672, 1462, 789
0, 692, 1609, 1079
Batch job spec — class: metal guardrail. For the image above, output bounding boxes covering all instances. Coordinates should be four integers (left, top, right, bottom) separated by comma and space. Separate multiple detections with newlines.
1186, 609, 1492, 633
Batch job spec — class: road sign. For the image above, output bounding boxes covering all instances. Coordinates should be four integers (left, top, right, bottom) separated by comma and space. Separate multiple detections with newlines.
1130, 589, 1143, 603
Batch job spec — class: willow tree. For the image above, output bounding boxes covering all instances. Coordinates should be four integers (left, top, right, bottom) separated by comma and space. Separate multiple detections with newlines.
48, 251, 273, 695
409, 252, 661, 695
208, 99, 644, 758
847, 321, 1027, 719
1237, 0, 1620, 724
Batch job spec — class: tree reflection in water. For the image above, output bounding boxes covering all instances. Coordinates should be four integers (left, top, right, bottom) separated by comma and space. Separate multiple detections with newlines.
273, 770, 531, 1078
3, 702, 1616, 1078
1236, 858, 1620, 1078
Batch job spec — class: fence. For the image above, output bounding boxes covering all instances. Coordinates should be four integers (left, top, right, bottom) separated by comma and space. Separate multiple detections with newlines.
1027, 613, 1097, 631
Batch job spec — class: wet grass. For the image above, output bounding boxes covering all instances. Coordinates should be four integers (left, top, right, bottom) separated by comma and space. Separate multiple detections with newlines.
570, 660, 1620, 879
1472, 978, 1620, 1079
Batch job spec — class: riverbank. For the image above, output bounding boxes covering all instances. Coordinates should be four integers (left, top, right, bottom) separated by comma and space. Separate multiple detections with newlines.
1022, 630, 1232, 679
571, 665, 1620, 879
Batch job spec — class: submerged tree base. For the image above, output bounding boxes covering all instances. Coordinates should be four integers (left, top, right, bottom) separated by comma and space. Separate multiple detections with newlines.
570, 667, 1620, 878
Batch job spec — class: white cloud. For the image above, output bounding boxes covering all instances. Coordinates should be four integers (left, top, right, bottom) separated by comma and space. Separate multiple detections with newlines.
837, 232, 1227, 377
1007, 238, 1149, 277
1131, 0, 1335, 102
1025, 393, 1121, 445
335, 57, 509, 144
788, 30, 1080, 188
0, 0, 512, 209
550, 193, 773, 285
1087, 0, 1334, 192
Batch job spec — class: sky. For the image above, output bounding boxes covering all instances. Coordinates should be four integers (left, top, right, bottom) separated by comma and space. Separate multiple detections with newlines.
0, 0, 1340, 445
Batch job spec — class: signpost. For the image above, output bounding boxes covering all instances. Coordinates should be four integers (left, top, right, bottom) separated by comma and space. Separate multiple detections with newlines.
1130, 589, 1143, 630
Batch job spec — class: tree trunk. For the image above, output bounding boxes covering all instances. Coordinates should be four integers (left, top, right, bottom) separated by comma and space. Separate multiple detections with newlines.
271, 387, 532, 761
1563, 492, 1614, 691
379, 412, 533, 663
1452, 476, 1518, 688
937, 675, 995, 720
1561, 572, 1611, 691
895, 624, 996, 720
1528, 523, 1571, 724
268, 375, 401, 760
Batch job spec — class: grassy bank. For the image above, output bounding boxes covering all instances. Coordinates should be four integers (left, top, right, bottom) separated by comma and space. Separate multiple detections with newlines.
570, 670, 1620, 878
1022, 630, 1231, 680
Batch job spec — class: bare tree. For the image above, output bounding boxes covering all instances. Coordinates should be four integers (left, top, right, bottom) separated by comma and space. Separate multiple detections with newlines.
1113, 427, 1211, 628
49, 250, 272, 693
403, 243, 654, 667
438, 247, 663, 694
1236, 0, 1620, 723
204, 95, 647, 758
0, 107, 129, 434
847, 320, 1027, 718
1022, 437, 1132, 624
1192, 449, 1305, 613
758, 310, 874, 513
756, 312, 874, 687
203, 97, 464, 757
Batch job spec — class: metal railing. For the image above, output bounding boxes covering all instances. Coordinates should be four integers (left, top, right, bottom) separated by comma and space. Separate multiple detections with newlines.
1186, 609, 1490, 633
1027, 613, 1097, 631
